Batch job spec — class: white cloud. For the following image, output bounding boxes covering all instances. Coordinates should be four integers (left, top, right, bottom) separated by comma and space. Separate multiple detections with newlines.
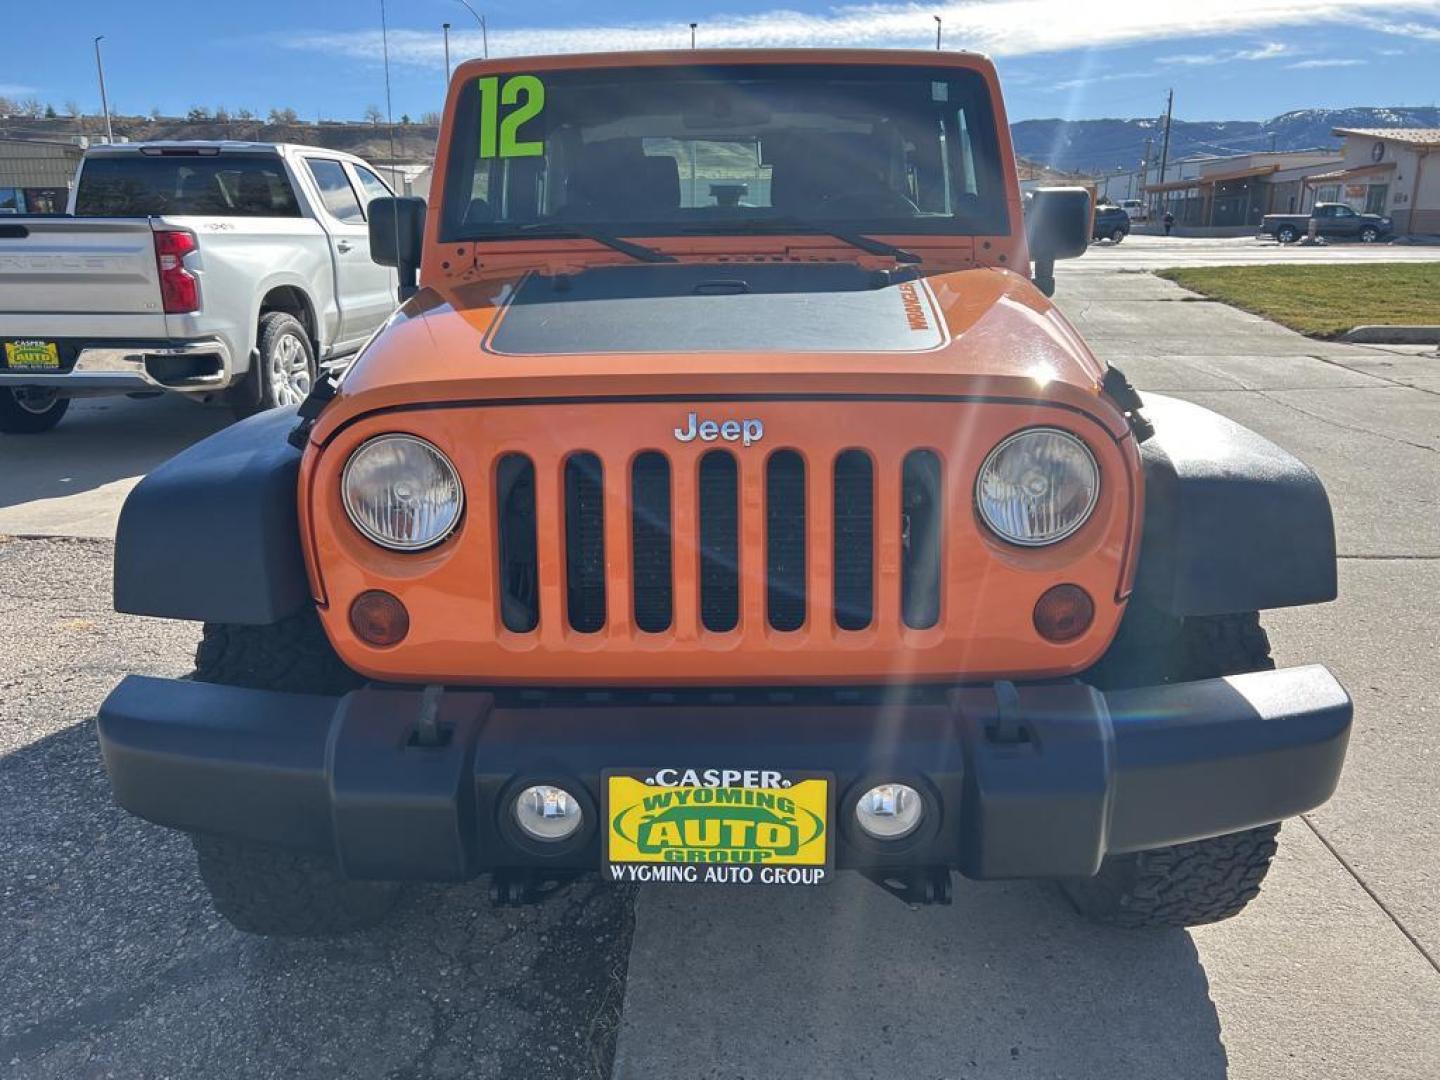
0, 83, 38, 96
281, 0, 1440, 67
1286, 58, 1366, 68
1158, 41, 1295, 65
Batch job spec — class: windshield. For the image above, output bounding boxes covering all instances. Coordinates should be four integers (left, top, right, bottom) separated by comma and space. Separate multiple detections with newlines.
440, 63, 1008, 243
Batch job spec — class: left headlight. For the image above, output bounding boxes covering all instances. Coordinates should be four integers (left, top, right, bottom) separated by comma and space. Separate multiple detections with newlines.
342, 434, 464, 551
975, 427, 1099, 546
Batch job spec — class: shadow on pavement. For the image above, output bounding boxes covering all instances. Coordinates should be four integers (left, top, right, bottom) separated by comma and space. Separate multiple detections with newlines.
616, 872, 1226, 1079
0, 719, 634, 1080
0, 395, 227, 514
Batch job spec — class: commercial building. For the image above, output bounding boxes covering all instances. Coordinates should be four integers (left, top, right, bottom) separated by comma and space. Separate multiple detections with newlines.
1318, 128, 1440, 235
0, 137, 84, 213
1142, 150, 1342, 230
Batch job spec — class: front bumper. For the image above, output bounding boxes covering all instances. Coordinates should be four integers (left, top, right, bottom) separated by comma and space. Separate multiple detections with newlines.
97, 666, 1351, 882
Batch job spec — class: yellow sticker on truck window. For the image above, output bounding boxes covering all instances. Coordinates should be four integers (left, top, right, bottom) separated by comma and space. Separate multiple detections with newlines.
477, 74, 545, 159
604, 770, 832, 886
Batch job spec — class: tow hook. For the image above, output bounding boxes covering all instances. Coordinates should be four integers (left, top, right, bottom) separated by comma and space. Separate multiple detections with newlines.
862, 866, 954, 906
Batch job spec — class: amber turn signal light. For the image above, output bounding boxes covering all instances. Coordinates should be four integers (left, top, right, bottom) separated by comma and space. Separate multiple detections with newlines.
350, 590, 410, 646
1033, 584, 1094, 643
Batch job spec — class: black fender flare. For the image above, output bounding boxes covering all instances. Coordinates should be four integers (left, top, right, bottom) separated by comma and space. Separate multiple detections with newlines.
1133, 393, 1337, 616
114, 407, 310, 624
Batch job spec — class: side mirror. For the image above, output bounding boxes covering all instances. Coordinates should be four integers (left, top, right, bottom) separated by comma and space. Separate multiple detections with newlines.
368, 196, 427, 302
1026, 187, 1091, 297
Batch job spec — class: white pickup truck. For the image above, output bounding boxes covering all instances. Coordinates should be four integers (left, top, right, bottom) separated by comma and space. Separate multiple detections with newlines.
0, 141, 398, 433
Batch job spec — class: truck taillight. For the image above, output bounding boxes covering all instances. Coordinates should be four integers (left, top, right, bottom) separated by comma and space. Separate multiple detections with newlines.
153, 229, 200, 314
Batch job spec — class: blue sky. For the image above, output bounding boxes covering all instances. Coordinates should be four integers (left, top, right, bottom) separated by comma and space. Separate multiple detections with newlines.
5, 1, 1438, 124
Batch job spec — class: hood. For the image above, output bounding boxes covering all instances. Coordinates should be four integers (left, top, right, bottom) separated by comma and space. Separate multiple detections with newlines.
311, 262, 1122, 445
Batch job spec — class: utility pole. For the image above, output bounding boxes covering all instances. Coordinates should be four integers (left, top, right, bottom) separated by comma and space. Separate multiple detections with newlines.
93, 35, 113, 143
443, 23, 451, 81
690, 22, 697, 48
455, 1, 488, 58
934, 15, 942, 50
1156, 89, 1174, 221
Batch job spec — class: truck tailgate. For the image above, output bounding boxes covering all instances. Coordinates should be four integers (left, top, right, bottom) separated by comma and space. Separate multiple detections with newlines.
0, 218, 168, 336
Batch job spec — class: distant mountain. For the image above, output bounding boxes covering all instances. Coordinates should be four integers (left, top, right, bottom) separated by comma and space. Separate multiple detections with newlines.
1011, 106, 1440, 175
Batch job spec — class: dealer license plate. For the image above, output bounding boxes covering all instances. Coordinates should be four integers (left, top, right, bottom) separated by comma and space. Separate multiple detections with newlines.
604, 769, 833, 886
3, 340, 61, 370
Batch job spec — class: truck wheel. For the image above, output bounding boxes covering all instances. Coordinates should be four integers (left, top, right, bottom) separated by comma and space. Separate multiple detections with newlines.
0, 387, 69, 434
191, 609, 395, 936
230, 311, 315, 418
1066, 609, 1282, 928
1275, 224, 1299, 244
1359, 226, 1380, 243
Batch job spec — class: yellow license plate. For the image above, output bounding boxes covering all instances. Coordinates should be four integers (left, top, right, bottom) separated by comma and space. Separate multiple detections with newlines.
4, 340, 61, 370
604, 769, 833, 886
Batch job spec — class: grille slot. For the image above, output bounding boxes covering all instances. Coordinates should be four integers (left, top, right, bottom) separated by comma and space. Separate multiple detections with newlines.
766, 450, 806, 631
698, 450, 739, 632
631, 452, 673, 633
901, 450, 942, 629
564, 453, 606, 633
832, 449, 874, 630
495, 454, 539, 633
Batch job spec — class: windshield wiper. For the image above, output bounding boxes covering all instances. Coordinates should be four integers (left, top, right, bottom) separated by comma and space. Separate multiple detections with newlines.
683, 218, 922, 264
515, 223, 676, 263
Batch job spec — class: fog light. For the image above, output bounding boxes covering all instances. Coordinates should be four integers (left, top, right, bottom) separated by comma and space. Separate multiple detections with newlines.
854, 783, 924, 840
1033, 583, 1094, 643
349, 590, 409, 646
514, 785, 584, 842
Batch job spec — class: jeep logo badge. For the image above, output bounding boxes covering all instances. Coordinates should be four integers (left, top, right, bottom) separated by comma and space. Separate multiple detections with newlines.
673, 411, 764, 447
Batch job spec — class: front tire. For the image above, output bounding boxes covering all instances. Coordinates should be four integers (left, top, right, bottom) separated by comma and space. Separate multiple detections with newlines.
1359, 226, 1380, 243
1110, 227, 1126, 243
0, 387, 69, 434
190, 609, 396, 936
1065, 610, 1282, 928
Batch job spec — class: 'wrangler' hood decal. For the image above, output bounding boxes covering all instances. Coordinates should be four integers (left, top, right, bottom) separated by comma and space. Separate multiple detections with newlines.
483, 263, 948, 355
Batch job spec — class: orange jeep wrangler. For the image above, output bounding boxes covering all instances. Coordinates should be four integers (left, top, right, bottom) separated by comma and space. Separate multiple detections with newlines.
99, 49, 1351, 935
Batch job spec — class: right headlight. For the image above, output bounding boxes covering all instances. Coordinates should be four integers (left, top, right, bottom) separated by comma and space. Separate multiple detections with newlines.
975, 427, 1099, 546
342, 433, 464, 551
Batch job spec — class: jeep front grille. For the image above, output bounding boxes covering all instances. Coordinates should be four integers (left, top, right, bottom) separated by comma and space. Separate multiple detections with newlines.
494, 444, 948, 637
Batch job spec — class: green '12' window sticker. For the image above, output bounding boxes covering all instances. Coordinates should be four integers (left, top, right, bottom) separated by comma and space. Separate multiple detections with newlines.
477, 75, 545, 159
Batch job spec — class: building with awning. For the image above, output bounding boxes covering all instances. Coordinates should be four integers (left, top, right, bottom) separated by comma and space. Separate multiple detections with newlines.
1324, 128, 1440, 234
1142, 150, 1341, 229
0, 137, 84, 213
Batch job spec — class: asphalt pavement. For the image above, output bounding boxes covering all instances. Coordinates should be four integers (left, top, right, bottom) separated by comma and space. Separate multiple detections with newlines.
2, 235, 1438, 1079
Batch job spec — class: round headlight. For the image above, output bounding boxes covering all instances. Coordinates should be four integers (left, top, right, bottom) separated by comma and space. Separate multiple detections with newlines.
342, 434, 463, 551
976, 427, 1098, 546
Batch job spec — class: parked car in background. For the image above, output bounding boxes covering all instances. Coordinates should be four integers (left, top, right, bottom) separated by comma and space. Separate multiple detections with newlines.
0, 141, 396, 433
1092, 203, 1131, 243
1259, 202, 1393, 244
1116, 197, 1147, 222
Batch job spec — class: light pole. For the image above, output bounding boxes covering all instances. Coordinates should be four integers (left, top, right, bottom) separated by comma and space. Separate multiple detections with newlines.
690, 22, 697, 48
455, 0, 488, 59
442, 22, 451, 81
934, 15, 942, 50
93, 35, 113, 143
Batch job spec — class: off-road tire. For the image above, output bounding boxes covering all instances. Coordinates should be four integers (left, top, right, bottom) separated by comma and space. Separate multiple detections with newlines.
1065, 609, 1282, 928
192, 833, 400, 937
229, 311, 316, 419
194, 607, 362, 696
0, 387, 69, 434
190, 608, 394, 935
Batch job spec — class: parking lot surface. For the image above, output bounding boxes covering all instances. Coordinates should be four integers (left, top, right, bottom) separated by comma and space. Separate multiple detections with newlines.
2, 235, 1439, 1079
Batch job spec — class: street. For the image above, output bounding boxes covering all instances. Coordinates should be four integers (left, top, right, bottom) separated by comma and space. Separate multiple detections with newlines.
2, 236, 1439, 1079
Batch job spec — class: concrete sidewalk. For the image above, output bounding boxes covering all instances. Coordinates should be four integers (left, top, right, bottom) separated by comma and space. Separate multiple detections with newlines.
613, 269, 1440, 1079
